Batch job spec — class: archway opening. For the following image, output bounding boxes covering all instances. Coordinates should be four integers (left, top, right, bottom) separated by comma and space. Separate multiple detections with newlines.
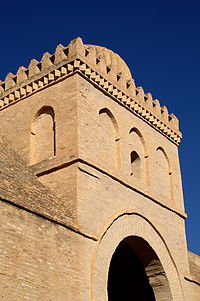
107, 236, 172, 301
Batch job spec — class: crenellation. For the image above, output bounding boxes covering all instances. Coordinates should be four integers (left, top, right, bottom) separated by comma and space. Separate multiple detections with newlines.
144, 92, 153, 108
16, 66, 28, 84
0, 80, 4, 96
41, 52, 54, 70
126, 78, 136, 97
68, 37, 84, 59
169, 113, 179, 130
28, 59, 41, 77
85, 45, 97, 66
136, 86, 145, 103
161, 105, 169, 123
54, 44, 68, 65
5, 72, 16, 90
0, 37, 182, 145
153, 98, 162, 116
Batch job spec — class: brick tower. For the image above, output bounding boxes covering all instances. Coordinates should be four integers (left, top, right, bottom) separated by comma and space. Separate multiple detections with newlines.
0, 38, 199, 300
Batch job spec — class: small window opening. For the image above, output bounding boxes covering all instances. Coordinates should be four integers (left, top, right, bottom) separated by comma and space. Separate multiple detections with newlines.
130, 151, 141, 180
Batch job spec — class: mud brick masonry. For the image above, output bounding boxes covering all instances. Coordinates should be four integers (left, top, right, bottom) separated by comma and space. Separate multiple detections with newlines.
0, 37, 199, 300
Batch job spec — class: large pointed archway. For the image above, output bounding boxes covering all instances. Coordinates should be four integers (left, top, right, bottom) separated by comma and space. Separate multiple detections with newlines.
91, 214, 184, 301
107, 236, 172, 300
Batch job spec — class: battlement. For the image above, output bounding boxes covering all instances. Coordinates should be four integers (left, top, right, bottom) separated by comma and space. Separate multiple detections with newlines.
0, 37, 181, 145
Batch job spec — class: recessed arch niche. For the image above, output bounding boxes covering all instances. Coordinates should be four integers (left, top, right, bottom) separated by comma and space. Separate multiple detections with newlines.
152, 147, 173, 200
99, 108, 121, 169
30, 106, 56, 164
129, 127, 149, 184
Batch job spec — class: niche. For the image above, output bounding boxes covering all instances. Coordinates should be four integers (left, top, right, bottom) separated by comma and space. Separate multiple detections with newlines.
130, 151, 141, 180
129, 127, 148, 184
153, 147, 173, 199
99, 108, 121, 169
30, 106, 56, 164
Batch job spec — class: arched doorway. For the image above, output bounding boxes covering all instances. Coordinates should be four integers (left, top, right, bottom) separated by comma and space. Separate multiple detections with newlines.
107, 236, 172, 301
108, 238, 155, 300
91, 214, 184, 301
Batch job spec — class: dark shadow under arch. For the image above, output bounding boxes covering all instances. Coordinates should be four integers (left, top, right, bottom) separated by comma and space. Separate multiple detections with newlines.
108, 239, 156, 300
108, 236, 173, 301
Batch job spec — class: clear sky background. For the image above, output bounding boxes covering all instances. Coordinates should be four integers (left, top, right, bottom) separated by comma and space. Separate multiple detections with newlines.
0, 0, 199, 255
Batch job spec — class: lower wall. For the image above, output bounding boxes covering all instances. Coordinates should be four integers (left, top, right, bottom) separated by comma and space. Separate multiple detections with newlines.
0, 200, 93, 301
1, 199, 198, 300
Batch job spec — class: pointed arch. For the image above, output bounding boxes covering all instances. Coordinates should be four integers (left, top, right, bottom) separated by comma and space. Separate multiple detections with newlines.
91, 213, 184, 301
129, 127, 147, 158
153, 147, 173, 200
129, 127, 149, 185
156, 146, 171, 174
30, 106, 56, 164
99, 108, 121, 169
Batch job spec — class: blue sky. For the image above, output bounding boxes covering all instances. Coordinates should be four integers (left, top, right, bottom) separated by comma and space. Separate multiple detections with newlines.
0, 0, 199, 255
